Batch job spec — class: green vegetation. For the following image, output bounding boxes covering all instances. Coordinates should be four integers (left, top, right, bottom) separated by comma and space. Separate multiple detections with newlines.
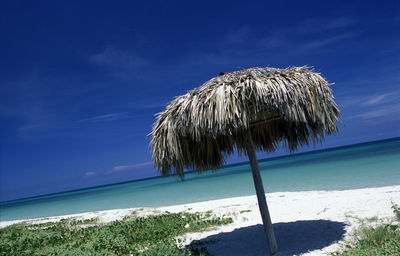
333, 203, 400, 256
0, 211, 232, 256
239, 209, 251, 214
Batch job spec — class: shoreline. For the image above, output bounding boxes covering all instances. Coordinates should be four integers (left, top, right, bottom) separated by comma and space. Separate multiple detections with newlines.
2, 185, 400, 255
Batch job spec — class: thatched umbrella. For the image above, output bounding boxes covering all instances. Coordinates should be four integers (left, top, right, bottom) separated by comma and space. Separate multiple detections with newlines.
149, 66, 340, 255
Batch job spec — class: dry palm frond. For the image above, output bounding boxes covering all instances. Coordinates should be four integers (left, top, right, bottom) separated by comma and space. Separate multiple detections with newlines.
149, 66, 340, 176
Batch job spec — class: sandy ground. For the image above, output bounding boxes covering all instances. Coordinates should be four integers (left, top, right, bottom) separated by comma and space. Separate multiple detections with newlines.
1, 185, 400, 256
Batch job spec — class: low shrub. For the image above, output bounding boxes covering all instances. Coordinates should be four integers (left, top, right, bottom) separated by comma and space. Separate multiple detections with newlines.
333, 203, 400, 256
0, 211, 232, 256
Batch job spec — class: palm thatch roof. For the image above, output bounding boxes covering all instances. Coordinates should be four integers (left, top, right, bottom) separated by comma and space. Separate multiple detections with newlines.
150, 66, 340, 176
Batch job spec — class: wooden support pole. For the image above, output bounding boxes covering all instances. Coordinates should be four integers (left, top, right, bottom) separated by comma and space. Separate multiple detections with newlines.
245, 130, 278, 255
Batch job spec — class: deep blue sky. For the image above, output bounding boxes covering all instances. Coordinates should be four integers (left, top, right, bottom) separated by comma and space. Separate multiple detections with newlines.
1, 1, 399, 201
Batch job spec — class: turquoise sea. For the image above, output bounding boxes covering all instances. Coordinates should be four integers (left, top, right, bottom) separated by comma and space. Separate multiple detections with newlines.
1, 138, 399, 222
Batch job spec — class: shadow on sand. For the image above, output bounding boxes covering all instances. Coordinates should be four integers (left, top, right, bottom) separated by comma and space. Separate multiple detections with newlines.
188, 220, 347, 256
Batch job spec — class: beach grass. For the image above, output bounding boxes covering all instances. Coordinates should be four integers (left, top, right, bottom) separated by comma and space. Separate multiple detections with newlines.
0, 211, 232, 256
333, 203, 400, 256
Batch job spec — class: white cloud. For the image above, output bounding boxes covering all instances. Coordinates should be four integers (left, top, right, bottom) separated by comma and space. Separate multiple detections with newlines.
110, 161, 153, 174
89, 46, 149, 81
90, 47, 148, 69
364, 93, 394, 106
227, 16, 360, 54
300, 32, 359, 50
76, 112, 131, 123
355, 103, 400, 120
296, 16, 357, 34
137, 102, 168, 109
339, 89, 400, 108
339, 89, 400, 123
258, 34, 288, 49
326, 17, 357, 30
84, 171, 97, 177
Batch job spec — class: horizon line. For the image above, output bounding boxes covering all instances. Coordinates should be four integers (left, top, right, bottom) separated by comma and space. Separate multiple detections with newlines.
1, 136, 398, 204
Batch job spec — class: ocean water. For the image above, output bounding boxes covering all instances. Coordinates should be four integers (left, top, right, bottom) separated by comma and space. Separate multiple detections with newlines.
1, 138, 399, 222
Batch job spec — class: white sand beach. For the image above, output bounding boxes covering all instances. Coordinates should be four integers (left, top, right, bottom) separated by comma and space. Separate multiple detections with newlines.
1, 185, 399, 256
